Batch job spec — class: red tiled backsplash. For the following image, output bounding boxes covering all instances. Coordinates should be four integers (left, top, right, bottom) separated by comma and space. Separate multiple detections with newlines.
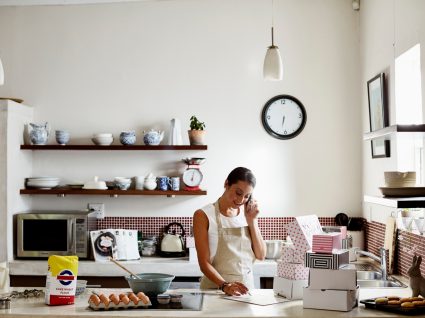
365, 221, 425, 278
97, 216, 338, 240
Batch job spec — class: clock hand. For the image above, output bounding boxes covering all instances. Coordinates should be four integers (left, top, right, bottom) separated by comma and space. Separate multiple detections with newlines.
282, 115, 285, 127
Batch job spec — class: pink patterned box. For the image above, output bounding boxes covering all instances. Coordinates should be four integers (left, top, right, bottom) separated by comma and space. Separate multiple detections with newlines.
281, 245, 305, 264
277, 260, 309, 280
312, 233, 342, 254
186, 236, 195, 248
286, 215, 323, 253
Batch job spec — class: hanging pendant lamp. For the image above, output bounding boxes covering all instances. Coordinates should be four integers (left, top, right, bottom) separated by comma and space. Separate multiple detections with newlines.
263, 0, 282, 81
0, 57, 4, 86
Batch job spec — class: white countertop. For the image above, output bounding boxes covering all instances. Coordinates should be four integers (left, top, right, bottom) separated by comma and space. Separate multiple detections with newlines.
0, 288, 413, 318
8, 258, 277, 277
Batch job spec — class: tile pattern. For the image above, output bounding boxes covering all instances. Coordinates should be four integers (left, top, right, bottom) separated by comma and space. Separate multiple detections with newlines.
96, 216, 338, 240
365, 221, 425, 278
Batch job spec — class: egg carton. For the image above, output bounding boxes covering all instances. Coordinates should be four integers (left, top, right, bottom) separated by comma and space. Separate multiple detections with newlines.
88, 299, 152, 310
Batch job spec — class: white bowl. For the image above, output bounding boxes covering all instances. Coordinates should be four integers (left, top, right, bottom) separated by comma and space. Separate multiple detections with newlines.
114, 177, 131, 183
384, 171, 416, 187
92, 137, 113, 146
93, 133, 113, 138
27, 180, 60, 188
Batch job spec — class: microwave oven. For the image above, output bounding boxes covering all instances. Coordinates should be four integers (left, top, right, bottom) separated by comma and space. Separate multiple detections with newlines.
16, 210, 97, 258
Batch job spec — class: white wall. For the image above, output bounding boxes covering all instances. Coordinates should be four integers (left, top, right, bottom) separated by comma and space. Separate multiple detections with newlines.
0, 0, 362, 217
361, 0, 425, 221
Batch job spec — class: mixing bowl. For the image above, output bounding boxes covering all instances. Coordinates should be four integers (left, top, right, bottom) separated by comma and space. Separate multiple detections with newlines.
125, 273, 175, 296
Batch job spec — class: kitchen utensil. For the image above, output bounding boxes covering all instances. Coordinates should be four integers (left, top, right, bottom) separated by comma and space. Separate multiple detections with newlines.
143, 129, 164, 145
29, 122, 50, 145
119, 131, 136, 145
125, 273, 175, 296
94, 232, 116, 257
335, 212, 349, 226
109, 257, 141, 279
384, 216, 397, 274
160, 222, 186, 257
0, 297, 10, 309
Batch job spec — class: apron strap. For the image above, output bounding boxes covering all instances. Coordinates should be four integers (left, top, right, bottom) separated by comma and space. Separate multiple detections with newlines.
213, 200, 223, 229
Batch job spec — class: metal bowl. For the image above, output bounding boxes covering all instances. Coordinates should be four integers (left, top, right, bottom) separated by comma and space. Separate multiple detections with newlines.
182, 157, 206, 165
125, 273, 175, 296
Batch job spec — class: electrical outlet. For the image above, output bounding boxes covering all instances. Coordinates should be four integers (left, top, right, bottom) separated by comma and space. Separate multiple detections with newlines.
88, 203, 105, 219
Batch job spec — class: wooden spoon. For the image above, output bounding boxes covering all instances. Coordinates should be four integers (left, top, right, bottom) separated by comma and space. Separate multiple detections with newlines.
108, 257, 141, 279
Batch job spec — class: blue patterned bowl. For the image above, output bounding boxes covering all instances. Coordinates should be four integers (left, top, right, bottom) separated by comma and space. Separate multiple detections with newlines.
120, 132, 136, 145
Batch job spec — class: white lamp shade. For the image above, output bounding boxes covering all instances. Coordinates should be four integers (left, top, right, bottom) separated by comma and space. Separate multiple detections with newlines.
263, 46, 283, 81
0, 57, 4, 86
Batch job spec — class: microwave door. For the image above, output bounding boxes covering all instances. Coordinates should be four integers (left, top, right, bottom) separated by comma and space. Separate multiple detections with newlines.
19, 217, 72, 257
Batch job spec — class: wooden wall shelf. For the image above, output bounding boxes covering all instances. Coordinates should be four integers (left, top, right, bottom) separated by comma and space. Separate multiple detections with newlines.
363, 124, 425, 141
20, 188, 207, 197
364, 195, 425, 208
20, 145, 208, 150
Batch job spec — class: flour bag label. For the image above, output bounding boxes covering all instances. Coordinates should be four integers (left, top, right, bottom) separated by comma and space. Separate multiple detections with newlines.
45, 255, 79, 305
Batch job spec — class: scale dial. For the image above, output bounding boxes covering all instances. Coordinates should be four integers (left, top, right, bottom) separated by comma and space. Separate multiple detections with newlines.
182, 168, 203, 187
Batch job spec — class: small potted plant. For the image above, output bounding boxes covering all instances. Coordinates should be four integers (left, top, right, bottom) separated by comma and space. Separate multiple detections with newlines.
188, 115, 206, 145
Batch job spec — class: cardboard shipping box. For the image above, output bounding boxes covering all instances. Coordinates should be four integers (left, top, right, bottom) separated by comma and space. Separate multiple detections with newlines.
277, 260, 309, 280
308, 267, 357, 290
281, 245, 305, 263
286, 215, 322, 252
303, 286, 359, 312
273, 276, 308, 300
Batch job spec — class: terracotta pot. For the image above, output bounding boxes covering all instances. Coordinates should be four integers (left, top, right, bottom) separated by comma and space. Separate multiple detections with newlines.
188, 130, 206, 145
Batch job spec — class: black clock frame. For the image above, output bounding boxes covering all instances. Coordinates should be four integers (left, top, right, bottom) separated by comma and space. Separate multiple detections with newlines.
261, 94, 307, 140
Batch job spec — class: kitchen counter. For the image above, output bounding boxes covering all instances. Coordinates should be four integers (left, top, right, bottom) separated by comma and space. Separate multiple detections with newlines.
8, 258, 277, 277
0, 287, 414, 318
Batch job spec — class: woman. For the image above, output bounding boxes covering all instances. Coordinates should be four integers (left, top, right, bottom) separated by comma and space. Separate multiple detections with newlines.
193, 167, 266, 296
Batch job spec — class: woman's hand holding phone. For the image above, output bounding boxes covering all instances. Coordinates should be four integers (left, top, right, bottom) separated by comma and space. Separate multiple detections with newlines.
244, 196, 259, 223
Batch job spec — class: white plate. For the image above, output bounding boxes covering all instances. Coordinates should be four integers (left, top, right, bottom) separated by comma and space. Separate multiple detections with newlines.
82, 186, 108, 190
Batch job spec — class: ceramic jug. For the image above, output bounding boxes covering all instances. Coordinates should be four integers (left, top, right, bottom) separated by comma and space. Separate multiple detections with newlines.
29, 122, 50, 145
144, 173, 157, 190
143, 129, 164, 146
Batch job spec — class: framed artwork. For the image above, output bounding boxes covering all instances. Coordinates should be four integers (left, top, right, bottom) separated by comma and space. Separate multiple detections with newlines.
367, 73, 390, 158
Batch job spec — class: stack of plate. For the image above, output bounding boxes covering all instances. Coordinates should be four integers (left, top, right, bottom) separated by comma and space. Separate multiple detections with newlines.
26, 177, 60, 189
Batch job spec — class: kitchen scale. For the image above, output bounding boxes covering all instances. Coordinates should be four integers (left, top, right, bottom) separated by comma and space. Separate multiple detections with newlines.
182, 158, 206, 191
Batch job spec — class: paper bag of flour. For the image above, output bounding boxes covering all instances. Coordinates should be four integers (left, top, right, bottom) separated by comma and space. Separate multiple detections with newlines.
45, 255, 79, 305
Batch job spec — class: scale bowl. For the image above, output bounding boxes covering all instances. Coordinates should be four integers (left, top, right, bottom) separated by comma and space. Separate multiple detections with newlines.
182, 157, 206, 165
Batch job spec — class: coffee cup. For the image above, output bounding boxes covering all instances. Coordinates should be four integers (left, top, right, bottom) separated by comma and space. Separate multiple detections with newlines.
157, 176, 170, 191
168, 177, 180, 191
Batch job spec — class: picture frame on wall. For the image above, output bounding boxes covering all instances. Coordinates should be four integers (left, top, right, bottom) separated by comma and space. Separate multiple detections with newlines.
367, 73, 390, 158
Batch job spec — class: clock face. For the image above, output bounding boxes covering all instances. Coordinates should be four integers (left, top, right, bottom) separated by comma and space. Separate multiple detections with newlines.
261, 95, 307, 139
182, 168, 203, 187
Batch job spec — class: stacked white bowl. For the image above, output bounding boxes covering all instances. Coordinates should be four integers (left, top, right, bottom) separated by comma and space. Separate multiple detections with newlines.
92, 133, 114, 146
384, 171, 416, 187
26, 177, 60, 189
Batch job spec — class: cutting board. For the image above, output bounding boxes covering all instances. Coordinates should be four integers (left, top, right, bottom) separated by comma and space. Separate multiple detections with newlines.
223, 291, 290, 306
384, 216, 397, 274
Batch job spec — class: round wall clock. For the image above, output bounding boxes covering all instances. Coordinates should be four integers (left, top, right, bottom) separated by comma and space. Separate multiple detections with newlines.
261, 94, 307, 139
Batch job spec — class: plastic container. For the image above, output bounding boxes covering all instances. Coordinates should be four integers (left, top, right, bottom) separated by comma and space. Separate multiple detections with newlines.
157, 294, 171, 304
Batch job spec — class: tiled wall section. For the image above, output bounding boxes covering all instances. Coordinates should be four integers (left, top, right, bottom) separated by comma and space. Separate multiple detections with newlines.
97, 216, 338, 240
365, 221, 425, 278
